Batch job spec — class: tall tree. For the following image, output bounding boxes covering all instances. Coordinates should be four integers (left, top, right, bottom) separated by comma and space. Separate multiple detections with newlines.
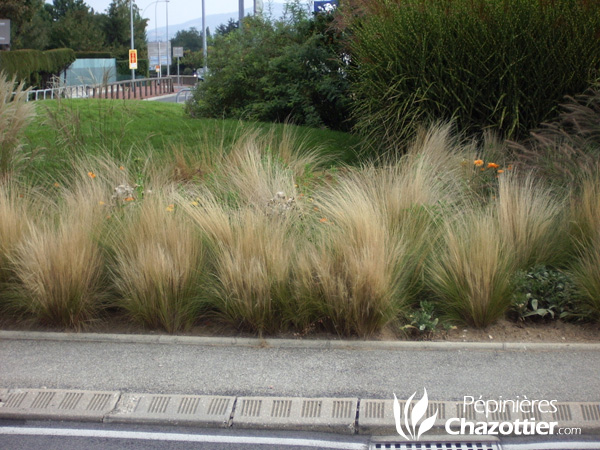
171, 28, 203, 53
103, 0, 148, 59
0, 0, 47, 49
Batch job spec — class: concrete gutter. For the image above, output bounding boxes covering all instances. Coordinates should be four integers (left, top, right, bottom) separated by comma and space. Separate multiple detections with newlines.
1, 330, 599, 352
1, 388, 599, 437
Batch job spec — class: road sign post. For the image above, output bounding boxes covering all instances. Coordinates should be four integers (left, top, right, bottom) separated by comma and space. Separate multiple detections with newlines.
129, 49, 138, 70
173, 47, 183, 85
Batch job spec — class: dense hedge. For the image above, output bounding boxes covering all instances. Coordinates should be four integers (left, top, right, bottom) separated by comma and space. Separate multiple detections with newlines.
116, 59, 149, 78
75, 51, 113, 59
0, 48, 76, 88
340, 0, 600, 148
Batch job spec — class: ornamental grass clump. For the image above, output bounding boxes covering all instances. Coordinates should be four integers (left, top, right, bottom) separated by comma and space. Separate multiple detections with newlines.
427, 210, 516, 328
570, 231, 600, 322
296, 173, 413, 336
109, 193, 207, 333
9, 192, 106, 329
180, 192, 299, 335
495, 172, 568, 270
0, 73, 35, 178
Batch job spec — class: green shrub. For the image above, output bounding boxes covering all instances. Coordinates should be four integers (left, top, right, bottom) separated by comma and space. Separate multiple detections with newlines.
0, 48, 76, 88
510, 266, 580, 321
187, 6, 352, 130
341, 0, 600, 150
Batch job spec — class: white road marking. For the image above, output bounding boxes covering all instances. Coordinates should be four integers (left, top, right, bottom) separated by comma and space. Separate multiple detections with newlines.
0, 427, 368, 449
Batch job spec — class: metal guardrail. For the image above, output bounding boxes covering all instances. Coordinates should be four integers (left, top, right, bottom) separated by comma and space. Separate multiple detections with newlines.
25, 77, 175, 102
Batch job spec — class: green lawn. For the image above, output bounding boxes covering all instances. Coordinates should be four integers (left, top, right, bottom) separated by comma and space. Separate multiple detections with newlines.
23, 99, 362, 181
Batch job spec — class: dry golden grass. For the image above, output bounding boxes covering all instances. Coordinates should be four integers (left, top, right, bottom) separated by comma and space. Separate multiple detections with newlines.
427, 210, 516, 328
495, 171, 568, 269
10, 194, 105, 329
0, 73, 35, 178
109, 192, 206, 333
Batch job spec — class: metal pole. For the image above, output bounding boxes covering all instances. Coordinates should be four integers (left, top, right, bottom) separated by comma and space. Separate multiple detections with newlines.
202, 0, 207, 75
130, 0, 135, 80
239, 0, 244, 25
155, 1, 160, 78
166, 0, 170, 77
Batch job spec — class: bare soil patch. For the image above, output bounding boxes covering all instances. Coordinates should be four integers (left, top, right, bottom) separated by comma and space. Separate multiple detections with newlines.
1, 315, 599, 343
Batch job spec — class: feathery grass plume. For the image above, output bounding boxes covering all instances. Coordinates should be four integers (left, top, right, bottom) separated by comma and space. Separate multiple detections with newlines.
570, 230, 600, 322
109, 193, 206, 333
510, 83, 600, 187
495, 171, 568, 270
427, 210, 516, 328
296, 170, 414, 336
216, 126, 326, 208
9, 194, 106, 329
179, 192, 297, 335
569, 171, 600, 249
0, 73, 35, 178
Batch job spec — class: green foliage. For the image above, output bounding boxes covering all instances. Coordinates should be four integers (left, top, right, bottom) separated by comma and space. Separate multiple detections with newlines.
171, 27, 204, 53
342, 0, 600, 150
0, 48, 76, 88
403, 301, 450, 337
510, 266, 580, 321
116, 59, 149, 78
188, 7, 352, 130
75, 52, 113, 59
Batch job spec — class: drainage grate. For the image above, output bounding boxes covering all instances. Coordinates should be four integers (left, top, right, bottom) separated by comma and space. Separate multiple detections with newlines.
207, 397, 231, 416
4, 392, 28, 408
332, 400, 354, 419
58, 392, 83, 410
581, 403, 600, 421
30, 391, 55, 409
301, 400, 322, 418
370, 442, 500, 450
240, 399, 262, 417
553, 404, 572, 422
177, 397, 200, 415
364, 401, 386, 419
271, 400, 292, 418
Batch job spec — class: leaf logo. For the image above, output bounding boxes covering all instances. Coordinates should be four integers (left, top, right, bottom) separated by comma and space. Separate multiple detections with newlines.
393, 389, 438, 441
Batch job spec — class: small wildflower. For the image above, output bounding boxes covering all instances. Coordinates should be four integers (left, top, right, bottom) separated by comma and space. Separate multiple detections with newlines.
99, 201, 105, 205
507, 165, 513, 170
191, 201, 199, 206
87, 171, 96, 179
480, 168, 486, 171
53, 182, 60, 188
119, 166, 125, 170
124, 196, 135, 202
497, 169, 504, 174
487, 162, 500, 169
166, 204, 175, 212
474, 159, 484, 167
319, 217, 328, 223
313, 206, 319, 211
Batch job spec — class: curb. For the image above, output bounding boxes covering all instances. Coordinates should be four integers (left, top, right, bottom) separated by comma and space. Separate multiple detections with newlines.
1, 388, 599, 437
1, 330, 600, 352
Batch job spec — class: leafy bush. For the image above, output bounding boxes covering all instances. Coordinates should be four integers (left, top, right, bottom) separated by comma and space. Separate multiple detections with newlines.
340, 0, 600, 149
510, 266, 580, 321
187, 5, 351, 130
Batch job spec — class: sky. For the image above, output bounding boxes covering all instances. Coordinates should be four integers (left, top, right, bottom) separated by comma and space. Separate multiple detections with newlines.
65, 0, 284, 31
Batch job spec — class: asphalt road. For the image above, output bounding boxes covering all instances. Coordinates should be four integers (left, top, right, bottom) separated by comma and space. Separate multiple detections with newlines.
1, 336, 599, 402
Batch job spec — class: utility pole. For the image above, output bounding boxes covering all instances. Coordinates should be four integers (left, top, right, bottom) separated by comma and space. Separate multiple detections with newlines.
202, 0, 207, 76
130, 0, 135, 80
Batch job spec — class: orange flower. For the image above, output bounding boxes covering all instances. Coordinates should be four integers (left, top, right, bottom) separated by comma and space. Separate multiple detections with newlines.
166, 204, 175, 212
124, 197, 135, 202
313, 206, 319, 211
119, 166, 125, 171
497, 169, 504, 174
507, 165, 513, 170
319, 217, 328, 223
487, 162, 500, 169
87, 171, 96, 179
474, 159, 484, 167
53, 182, 60, 188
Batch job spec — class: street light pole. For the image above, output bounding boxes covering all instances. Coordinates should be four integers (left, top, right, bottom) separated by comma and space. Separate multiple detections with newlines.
202, 0, 207, 75
130, 0, 135, 80
166, 0, 170, 77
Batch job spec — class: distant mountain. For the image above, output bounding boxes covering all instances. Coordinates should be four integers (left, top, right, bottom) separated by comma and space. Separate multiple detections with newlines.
148, 2, 288, 42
